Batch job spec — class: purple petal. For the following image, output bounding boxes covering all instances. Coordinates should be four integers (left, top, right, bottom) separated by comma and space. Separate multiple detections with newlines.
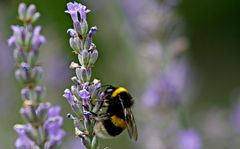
8, 36, 16, 46
32, 26, 45, 51
79, 89, 90, 100
65, 2, 80, 22
48, 106, 61, 118
14, 125, 35, 149
67, 29, 77, 37
63, 89, 75, 106
79, 4, 90, 21
89, 26, 98, 38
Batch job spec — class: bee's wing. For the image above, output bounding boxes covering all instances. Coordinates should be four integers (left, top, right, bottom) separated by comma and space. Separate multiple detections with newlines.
119, 97, 138, 141
124, 108, 138, 141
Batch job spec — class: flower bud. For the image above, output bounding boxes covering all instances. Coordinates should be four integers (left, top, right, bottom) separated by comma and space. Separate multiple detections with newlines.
37, 125, 46, 145
31, 66, 43, 83
92, 92, 104, 113
26, 4, 36, 21
71, 85, 80, 99
69, 62, 80, 69
18, 3, 26, 21
14, 49, 24, 64
86, 68, 91, 82
71, 76, 80, 85
67, 113, 84, 131
63, 89, 75, 106
20, 100, 37, 123
78, 53, 83, 65
83, 111, 92, 133
21, 88, 30, 101
67, 29, 77, 37
69, 37, 78, 52
89, 43, 96, 51
35, 86, 46, 103
91, 79, 101, 95
79, 133, 91, 149
15, 68, 27, 84
63, 89, 82, 115
75, 128, 91, 148
21, 62, 30, 71
72, 96, 83, 116
76, 67, 87, 83
27, 50, 39, 67
88, 50, 98, 67
80, 20, 88, 35
36, 102, 51, 123
74, 21, 81, 34
89, 26, 98, 38
24, 31, 32, 48
31, 12, 40, 23
24, 124, 38, 143
80, 49, 89, 66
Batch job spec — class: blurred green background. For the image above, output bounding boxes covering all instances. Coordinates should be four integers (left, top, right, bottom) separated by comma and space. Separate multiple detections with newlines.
1, 0, 240, 148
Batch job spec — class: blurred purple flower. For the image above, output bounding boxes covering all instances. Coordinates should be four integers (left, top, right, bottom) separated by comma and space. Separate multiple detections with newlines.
48, 106, 61, 118
10, 3, 65, 149
8, 25, 24, 47
142, 58, 190, 108
44, 106, 65, 147
14, 125, 36, 149
8, 25, 45, 52
177, 129, 202, 149
32, 26, 45, 51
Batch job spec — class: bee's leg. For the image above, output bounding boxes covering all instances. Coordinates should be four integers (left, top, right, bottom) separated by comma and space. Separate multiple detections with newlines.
97, 113, 110, 120
91, 112, 110, 121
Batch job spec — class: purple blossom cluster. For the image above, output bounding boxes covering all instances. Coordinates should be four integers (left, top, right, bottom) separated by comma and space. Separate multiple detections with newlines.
15, 103, 64, 149
141, 58, 191, 109
8, 3, 64, 149
122, 0, 202, 148
63, 2, 103, 149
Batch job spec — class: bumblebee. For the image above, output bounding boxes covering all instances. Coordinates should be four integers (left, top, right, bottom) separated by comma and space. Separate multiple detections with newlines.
94, 85, 138, 141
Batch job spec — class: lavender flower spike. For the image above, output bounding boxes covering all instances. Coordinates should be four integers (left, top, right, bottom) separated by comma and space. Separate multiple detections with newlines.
65, 2, 90, 35
9, 3, 64, 149
64, 2, 105, 148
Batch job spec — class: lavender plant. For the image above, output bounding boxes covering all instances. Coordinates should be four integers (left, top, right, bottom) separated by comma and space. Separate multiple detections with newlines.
63, 2, 103, 149
8, 3, 65, 149
122, 0, 202, 148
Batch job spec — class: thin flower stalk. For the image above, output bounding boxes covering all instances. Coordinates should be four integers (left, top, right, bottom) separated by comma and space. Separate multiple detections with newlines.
63, 2, 103, 149
8, 3, 65, 149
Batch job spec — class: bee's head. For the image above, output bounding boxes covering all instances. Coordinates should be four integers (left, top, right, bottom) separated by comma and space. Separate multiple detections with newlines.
103, 85, 117, 99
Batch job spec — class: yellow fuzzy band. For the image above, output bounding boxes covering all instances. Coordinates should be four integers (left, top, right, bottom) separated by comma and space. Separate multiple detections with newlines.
111, 87, 128, 98
111, 115, 127, 128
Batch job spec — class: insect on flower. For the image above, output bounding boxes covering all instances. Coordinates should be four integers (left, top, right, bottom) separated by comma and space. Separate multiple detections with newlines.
94, 85, 138, 141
